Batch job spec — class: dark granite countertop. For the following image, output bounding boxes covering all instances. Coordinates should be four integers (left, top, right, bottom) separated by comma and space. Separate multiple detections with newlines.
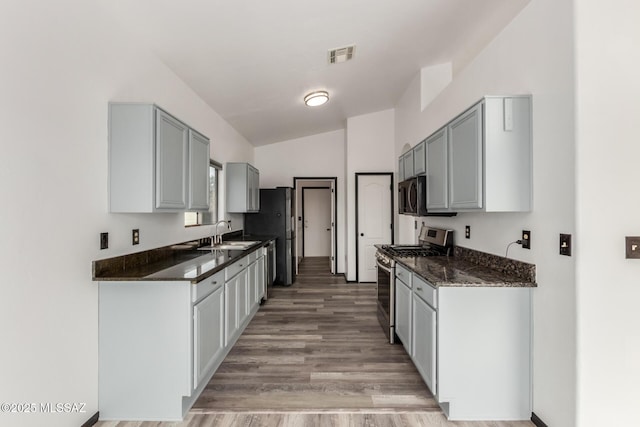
93, 234, 275, 284
377, 245, 536, 288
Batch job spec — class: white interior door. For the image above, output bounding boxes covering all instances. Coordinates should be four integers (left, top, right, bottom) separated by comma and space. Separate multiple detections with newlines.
304, 188, 331, 257
357, 174, 392, 282
330, 181, 336, 274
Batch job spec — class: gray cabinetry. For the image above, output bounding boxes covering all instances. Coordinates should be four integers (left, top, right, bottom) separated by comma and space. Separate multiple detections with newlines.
425, 128, 449, 210
413, 140, 426, 176
226, 162, 260, 213
449, 103, 483, 210
399, 95, 531, 214
188, 130, 210, 210
398, 157, 405, 182
109, 103, 210, 213
395, 275, 412, 356
412, 281, 437, 395
193, 283, 224, 389
155, 109, 188, 210
403, 150, 415, 179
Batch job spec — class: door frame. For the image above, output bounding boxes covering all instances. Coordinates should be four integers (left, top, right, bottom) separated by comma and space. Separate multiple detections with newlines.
355, 172, 394, 283
301, 186, 331, 258
293, 177, 338, 274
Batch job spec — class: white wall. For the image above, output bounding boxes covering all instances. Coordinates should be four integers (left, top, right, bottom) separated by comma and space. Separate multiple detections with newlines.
346, 109, 396, 281
0, 1, 253, 426
394, 0, 576, 425
254, 130, 346, 274
575, 1, 640, 426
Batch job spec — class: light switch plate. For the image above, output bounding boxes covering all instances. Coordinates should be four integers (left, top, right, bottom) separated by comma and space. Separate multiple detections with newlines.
625, 236, 640, 259
465, 225, 471, 239
132, 229, 140, 245
100, 232, 108, 250
559, 233, 571, 256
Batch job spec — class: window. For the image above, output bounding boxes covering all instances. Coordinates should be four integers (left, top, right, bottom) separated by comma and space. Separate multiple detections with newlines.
185, 160, 222, 226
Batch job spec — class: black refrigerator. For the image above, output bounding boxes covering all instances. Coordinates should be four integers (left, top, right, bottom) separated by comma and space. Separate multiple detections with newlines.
244, 187, 295, 286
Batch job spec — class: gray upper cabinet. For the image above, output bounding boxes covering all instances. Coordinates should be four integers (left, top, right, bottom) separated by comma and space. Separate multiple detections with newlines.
155, 109, 189, 210
398, 157, 405, 182
413, 141, 426, 176
188, 130, 210, 211
421, 95, 532, 213
449, 103, 483, 210
109, 103, 210, 213
226, 163, 260, 213
403, 150, 415, 179
426, 128, 449, 210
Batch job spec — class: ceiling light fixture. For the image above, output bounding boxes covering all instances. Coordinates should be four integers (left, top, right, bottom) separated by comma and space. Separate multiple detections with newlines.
304, 91, 329, 107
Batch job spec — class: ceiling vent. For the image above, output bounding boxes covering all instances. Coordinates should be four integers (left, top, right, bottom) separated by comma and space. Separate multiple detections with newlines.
328, 45, 355, 64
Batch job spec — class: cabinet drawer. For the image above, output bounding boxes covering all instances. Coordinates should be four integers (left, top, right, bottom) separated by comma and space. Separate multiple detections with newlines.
247, 250, 257, 264
225, 256, 248, 281
413, 274, 437, 308
192, 270, 224, 303
395, 264, 412, 287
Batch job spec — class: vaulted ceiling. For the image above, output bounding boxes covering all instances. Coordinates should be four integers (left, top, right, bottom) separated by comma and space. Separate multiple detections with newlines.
99, 0, 530, 146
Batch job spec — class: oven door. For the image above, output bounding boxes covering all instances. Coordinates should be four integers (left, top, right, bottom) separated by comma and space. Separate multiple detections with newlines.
376, 258, 395, 344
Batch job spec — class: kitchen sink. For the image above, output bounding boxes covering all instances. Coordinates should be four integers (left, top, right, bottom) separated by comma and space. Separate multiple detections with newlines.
197, 241, 261, 251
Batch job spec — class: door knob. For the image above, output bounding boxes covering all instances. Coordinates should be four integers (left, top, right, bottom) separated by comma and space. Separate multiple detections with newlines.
326, 229, 331, 231
360, 233, 364, 236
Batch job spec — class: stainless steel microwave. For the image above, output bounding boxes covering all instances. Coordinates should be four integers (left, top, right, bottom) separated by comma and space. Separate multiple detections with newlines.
398, 176, 456, 217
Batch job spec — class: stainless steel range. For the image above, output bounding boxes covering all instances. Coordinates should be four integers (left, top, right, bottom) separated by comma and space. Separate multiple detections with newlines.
375, 226, 453, 343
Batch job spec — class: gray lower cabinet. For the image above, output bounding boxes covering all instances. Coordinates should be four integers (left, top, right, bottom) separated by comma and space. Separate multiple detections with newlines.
226, 162, 260, 213
395, 266, 532, 420
109, 103, 210, 213
412, 291, 437, 395
193, 284, 224, 388
395, 276, 412, 356
98, 247, 267, 421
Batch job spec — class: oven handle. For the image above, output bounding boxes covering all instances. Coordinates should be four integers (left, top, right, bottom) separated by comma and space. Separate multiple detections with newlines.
376, 259, 392, 273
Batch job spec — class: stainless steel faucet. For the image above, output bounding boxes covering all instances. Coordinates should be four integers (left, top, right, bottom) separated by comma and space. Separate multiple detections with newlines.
212, 220, 231, 245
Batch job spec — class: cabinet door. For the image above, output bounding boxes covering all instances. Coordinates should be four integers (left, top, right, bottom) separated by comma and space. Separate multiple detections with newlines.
403, 151, 415, 179
398, 157, 405, 182
449, 103, 483, 210
413, 295, 437, 395
395, 279, 412, 356
188, 130, 210, 211
413, 141, 426, 175
426, 128, 449, 210
252, 168, 260, 211
224, 277, 239, 346
193, 286, 224, 389
155, 109, 188, 210
237, 269, 249, 325
248, 261, 258, 311
257, 256, 265, 301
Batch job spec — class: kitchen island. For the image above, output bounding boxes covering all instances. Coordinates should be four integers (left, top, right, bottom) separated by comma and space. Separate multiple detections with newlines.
92, 235, 274, 421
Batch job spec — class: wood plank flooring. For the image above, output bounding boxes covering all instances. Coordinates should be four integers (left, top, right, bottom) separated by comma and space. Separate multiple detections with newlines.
95, 257, 534, 427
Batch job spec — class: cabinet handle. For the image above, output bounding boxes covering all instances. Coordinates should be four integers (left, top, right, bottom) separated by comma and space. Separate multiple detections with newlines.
417, 287, 423, 291
240, 264, 244, 267
212, 281, 217, 285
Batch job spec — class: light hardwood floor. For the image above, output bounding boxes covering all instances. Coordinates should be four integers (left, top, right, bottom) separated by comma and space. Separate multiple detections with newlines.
96, 257, 534, 427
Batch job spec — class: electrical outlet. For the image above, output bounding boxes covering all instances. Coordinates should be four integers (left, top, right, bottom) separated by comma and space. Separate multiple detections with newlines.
132, 229, 140, 245
100, 232, 109, 250
522, 230, 531, 249
625, 236, 640, 259
465, 225, 471, 239
560, 233, 572, 256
